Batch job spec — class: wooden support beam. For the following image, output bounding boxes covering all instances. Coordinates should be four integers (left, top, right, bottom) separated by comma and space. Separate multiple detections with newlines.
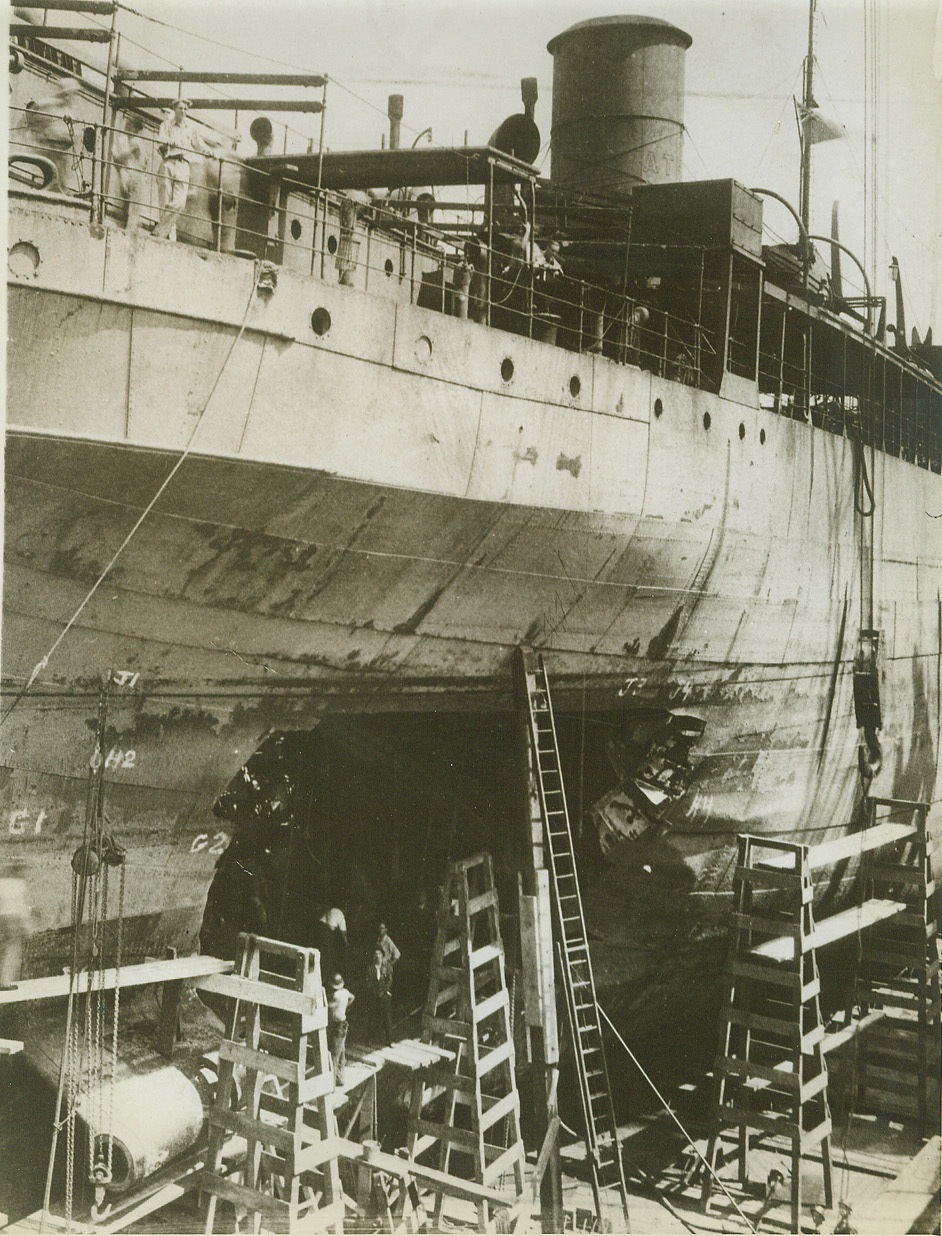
115, 70, 326, 87
111, 97, 324, 113
155, 978, 183, 1058
337, 1138, 519, 1209
0, 955, 232, 1005
11, 23, 111, 39
15, 0, 115, 9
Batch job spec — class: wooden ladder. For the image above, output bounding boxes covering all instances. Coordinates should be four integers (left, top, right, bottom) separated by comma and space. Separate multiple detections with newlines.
701, 822, 916, 1230
407, 853, 527, 1231
846, 797, 940, 1136
201, 933, 344, 1234
517, 648, 630, 1229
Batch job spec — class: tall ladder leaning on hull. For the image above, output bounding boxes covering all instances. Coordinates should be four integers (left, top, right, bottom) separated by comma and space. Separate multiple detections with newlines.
517, 647, 631, 1228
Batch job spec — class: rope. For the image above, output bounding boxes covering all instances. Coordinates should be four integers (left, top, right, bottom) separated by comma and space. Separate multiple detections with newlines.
1, 270, 264, 727
598, 1004, 757, 1233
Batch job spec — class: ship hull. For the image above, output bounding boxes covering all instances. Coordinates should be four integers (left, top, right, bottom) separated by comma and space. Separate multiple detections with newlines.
4, 201, 941, 988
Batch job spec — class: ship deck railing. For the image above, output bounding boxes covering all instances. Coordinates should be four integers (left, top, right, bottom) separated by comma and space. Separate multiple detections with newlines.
8, 108, 721, 390
8, 106, 942, 473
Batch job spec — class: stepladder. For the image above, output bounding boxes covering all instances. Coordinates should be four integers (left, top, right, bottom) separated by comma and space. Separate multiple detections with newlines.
407, 853, 528, 1232
838, 797, 941, 1136
517, 647, 630, 1229
201, 933, 344, 1234
701, 810, 934, 1230
701, 835, 836, 1232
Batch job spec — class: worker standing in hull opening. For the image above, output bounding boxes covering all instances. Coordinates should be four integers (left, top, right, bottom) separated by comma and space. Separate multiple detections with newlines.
375, 922, 400, 967
327, 973, 354, 1087
153, 99, 215, 241
365, 947, 395, 1046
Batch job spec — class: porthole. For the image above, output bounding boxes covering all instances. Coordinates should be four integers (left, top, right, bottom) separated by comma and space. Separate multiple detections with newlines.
326, 234, 338, 255
310, 307, 332, 336
8, 241, 41, 278
290, 219, 302, 241
654, 398, 663, 419
760, 427, 767, 445
703, 411, 711, 430
738, 422, 746, 440
384, 258, 395, 277
569, 375, 581, 398
414, 335, 432, 363
501, 357, 515, 383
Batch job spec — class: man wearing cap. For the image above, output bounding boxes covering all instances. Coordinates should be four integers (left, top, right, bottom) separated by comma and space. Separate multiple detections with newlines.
153, 98, 214, 240
326, 972, 354, 1086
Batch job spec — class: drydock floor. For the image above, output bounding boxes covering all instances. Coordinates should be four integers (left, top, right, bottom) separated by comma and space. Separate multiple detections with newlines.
2, 1034, 937, 1235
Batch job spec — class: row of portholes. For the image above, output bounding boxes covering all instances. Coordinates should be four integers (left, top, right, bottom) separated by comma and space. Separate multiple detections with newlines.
654, 398, 766, 444
308, 310, 585, 396
290, 221, 400, 278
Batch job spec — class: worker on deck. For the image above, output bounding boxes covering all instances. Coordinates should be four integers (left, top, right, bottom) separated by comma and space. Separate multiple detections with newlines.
153, 99, 216, 241
316, 905, 348, 976
375, 922, 400, 966
24, 79, 83, 193
327, 973, 354, 1086
112, 113, 149, 231
0, 861, 30, 991
365, 947, 395, 1046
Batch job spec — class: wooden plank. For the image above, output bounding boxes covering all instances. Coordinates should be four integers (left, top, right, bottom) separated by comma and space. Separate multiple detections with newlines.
478, 1040, 514, 1076
468, 889, 499, 915
726, 959, 801, 989
856, 1137, 941, 1236
196, 972, 326, 1021
297, 1136, 343, 1172
19, 0, 115, 9
714, 1102, 798, 1138
722, 1005, 800, 1039
734, 913, 801, 938
116, 70, 327, 86
412, 1118, 478, 1150
336, 1138, 518, 1207
473, 990, 508, 1023
111, 97, 325, 112
761, 822, 917, 870
10, 23, 111, 39
480, 1091, 519, 1132
735, 864, 807, 891
799, 1117, 832, 1149
299, 1069, 336, 1104
0, 955, 232, 1005
749, 899, 906, 962
822, 1009, 887, 1054
531, 1115, 561, 1200
208, 1107, 296, 1152
422, 1015, 472, 1039
419, 1065, 476, 1095
202, 1172, 289, 1219
720, 1055, 799, 1091
219, 1041, 301, 1085
470, 944, 502, 969
482, 1141, 524, 1185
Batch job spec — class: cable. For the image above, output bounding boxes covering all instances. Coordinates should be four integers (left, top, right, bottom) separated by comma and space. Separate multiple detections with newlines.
598, 1004, 758, 1233
1, 270, 264, 728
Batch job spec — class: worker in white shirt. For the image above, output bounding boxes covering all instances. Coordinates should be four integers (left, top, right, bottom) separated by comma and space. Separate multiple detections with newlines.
327, 973, 354, 1086
375, 922, 400, 966
153, 99, 215, 240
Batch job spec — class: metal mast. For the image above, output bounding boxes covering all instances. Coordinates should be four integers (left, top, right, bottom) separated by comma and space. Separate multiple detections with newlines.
799, 0, 817, 236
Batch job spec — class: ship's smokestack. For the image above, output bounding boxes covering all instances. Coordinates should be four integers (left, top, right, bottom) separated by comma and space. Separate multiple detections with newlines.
388, 94, 403, 150
547, 15, 692, 199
